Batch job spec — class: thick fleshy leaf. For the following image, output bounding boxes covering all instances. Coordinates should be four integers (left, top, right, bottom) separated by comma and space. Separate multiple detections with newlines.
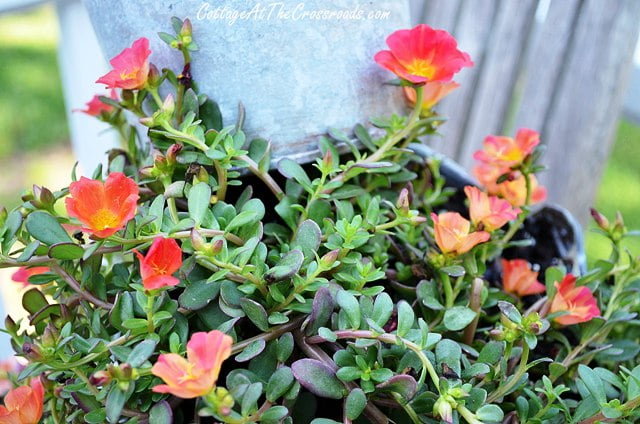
291, 359, 345, 399
25, 211, 73, 245
305, 287, 334, 335
265, 250, 303, 282
376, 374, 418, 400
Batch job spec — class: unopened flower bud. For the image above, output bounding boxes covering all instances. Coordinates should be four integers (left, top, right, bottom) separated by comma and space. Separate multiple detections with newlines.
489, 328, 504, 340
42, 324, 58, 348
166, 144, 182, 165
22, 343, 42, 361
320, 249, 340, 269
195, 166, 209, 185
211, 239, 224, 256
162, 94, 175, 116
89, 370, 112, 386
190, 229, 208, 252
433, 396, 453, 424
590, 208, 609, 231
180, 19, 193, 37
120, 363, 133, 379
139, 116, 156, 127
396, 188, 410, 211
147, 64, 161, 88
322, 150, 333, 171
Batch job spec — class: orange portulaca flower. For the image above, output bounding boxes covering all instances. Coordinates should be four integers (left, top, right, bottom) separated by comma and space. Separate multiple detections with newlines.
374, 24, 473, 84
135, 237, 183, 291
152, 330, 233, 399
501, 259, 546, 297
496, 173, 547, 207
473, 165, 547, 208
403, 81, 459, 111
431, 212, 490, 255
0, 377, 44, 424
473, 128, 540, 169
96, 37, 151, 90
550, 274, 600, 326
11, 267, 50, 288
65, 172, 139, 239
75, 89, 118, 116
464, 186, 521, 232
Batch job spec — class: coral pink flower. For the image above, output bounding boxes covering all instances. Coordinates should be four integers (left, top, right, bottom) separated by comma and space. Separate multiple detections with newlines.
135, 237, 183, 290
65, 172, 139, 239
375, 24, 473, 84
431, 212, 490, 255
0, 377, 44, 424
464, 186, 521, 231
96, 37, 151, 90
501, 259, 546, 297
473, 166, 547, 207
11, 267, 50, 288
550, 274, 600, 325
403, 81, 459, 110
473, 128, 540, 169
496, 173, 547, 207
152, 330, 233, 399
75, 89, 118, 116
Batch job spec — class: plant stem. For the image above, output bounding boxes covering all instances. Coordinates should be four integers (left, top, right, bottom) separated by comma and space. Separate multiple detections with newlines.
231, 316, 305, 355
324, 85, 424, 192
50, 263, 113, 309
146, 293, 155, 334
214, 161, 228, 201
196, 255, 268, 297
109, 228, 244, 246
0, 245, 122, 269
391, 392, 421, 424
237, 154, 284, 200
457, 404, 482, 424
487, 343, 529, 403
440, 272, 454, 308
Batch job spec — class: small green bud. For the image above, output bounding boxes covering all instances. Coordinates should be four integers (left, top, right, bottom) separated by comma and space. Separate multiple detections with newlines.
319, 249, 340, 269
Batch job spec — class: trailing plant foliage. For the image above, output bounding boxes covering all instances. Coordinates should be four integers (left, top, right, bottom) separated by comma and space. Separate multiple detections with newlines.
0, 18, 639, 424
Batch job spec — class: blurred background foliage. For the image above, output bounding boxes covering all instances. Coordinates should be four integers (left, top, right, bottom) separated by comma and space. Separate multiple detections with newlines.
0, 5, 637, 264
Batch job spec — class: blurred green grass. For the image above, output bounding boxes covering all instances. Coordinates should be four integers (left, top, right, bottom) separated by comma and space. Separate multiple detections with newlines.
585, 120, 640, 263
0, 7, 68, 158
0, 6, 638, 262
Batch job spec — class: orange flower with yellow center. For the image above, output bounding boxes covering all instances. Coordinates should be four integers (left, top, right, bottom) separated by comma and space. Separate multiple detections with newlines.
65, 172, 139, 239
473, 128, 540, 169
0, 377, 44, 424
501, 259, 546, 297
96, 37, 151, 90
375, 24, 473, 84
431, 212, 490, 255
464, 186, 521, 232
550, 274, 600, 326
152, 330, 233, 399
135, 237, 183, 291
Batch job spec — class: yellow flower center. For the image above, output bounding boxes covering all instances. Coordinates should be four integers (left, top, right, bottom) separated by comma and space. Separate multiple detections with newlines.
91, 209, 119, 230
406, 59, 436, 79
120, 68, 139, 81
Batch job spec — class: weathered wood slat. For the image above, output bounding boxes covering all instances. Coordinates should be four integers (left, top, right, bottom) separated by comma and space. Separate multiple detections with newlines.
411, 0, 460, 29
513, 0, 582, 134
458, 0, 538, 168
539, 0, 640, 224
425, 0, 499, 158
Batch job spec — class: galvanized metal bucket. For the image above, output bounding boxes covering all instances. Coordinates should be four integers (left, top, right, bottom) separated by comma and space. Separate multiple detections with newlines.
83, 0, 410, 164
